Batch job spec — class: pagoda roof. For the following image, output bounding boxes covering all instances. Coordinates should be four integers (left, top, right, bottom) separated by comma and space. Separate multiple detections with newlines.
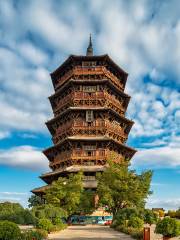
31, 185, 50, 195
40, 165, 106, 184
49, 79, 131, 100
46, 106, 134, 126
32, 181, 97, 194
32, 166, 102, 193
50, 54, 128, 82
43, 136, 136, 156
41, 165, 106, 179
46, 106, 134, 136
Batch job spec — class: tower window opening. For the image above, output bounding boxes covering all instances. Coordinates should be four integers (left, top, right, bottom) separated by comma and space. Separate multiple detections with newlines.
82, 61, 96, 67
86, 110, 94, 122
87, 151, 92, 156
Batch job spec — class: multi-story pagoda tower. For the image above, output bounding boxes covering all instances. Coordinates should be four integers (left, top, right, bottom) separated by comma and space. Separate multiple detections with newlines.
32, 37, 136, 197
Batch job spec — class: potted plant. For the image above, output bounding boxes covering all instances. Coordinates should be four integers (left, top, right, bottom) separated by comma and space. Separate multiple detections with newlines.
155, 217, 180, 240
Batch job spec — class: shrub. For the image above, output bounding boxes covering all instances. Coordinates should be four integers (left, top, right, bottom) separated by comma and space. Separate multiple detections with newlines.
0, 202, 37, 225
22, 209, 37, 225
155, 217, 180, 237
52, 217, 63, 225
50, 223, 67, 232
37, 218, 53, 233
52, 217, 67, 231
167, 210, 176, 218
158, 210, 165, 218
144, 209, 158, 225
32, 204, 66, 222
21, 229, 48, 240
115, 225, 143, 240
131, 229, 143, 240
128, 216, 144, 229
113, 208, 140, 227
111, 219, 119, 228
115, 208, 139, 221
0, 221, 21, 240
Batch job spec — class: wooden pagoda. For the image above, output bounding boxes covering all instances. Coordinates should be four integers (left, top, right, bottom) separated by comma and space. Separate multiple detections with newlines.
32, 36, 136, 197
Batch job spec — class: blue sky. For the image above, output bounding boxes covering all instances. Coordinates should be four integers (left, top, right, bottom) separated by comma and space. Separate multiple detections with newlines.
0, 0, 179, 210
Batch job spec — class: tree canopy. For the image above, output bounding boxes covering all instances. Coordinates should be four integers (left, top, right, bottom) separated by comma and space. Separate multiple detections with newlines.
0, 202, 36, 225
97, 157, 152, 216
28, 195, 43, 208
44, 172, 96, 216
44, 172, 84, 216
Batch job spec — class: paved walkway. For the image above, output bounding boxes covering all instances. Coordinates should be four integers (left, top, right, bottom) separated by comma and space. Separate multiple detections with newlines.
48, 225, 134, 240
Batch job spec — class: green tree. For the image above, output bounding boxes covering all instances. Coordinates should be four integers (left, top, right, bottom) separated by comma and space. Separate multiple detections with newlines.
28, 195, 43, 208
0, 221, 21, 240
0, 202, 23, 215
176, 208, 180, 219
155, 217, 180, 237
113, 207, 140, 227
144, 209, 158, 225
168, 210, 176, 218
77, 190, 96, 215
36, 218, 53, 233
128, 216, 144, 229
97, 158, 152, 217
32, 204, 66, 222
45, 172, 83, 216
0, 202, 36, 225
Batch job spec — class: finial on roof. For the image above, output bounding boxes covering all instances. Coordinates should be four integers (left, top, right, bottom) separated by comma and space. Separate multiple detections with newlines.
86, 34, 93, 56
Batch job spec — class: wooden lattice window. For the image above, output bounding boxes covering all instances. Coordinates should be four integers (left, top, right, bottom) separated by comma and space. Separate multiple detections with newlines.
86, 110, 94, 122
82, 61, 96, 67
83, 145, 96, 151
83, 85, 96, 92
99, 149, 105, 156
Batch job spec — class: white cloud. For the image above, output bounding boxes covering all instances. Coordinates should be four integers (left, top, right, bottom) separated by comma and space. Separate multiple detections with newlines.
18, 41, 48, 65
0, 191, 30, 207
169, 135, 180, 148
0, 131, 10, 140
0, 0, 179, 150
175, 110, 180, 124
0, 47, 52, 133
0, 146, 49, 171
0, 192, 28, 196
18, 133, 38, 139
0, 192, 30, 207
24, 1, 90, 54
128, 82, 180, 139
142, 139, 167, 147
132, 146, 180, 169
147, 197, 180, 210
0, 197, 22, 201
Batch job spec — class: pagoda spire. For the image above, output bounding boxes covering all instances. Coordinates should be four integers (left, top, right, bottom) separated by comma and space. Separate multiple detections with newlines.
86, 34, 93, 56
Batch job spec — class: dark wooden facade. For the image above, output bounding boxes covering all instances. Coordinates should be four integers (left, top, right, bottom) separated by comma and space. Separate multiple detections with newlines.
32, 43, 136, 196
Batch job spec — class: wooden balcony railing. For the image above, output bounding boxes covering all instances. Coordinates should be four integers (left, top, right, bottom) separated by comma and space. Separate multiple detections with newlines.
50, 152, 72, 164
104, 92, 124, 112
49, 151, 107, 168
53, 91, 125, 116
73, 91, 105, 99
55, 66, 124, 91
54, 94, 73, 111
52, 120, 127, 144
56, 120, 73, 135
106, 121, 126, 136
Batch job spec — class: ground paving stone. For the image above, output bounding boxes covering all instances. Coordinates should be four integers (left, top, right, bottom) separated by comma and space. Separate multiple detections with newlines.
48, 225, 134, 240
